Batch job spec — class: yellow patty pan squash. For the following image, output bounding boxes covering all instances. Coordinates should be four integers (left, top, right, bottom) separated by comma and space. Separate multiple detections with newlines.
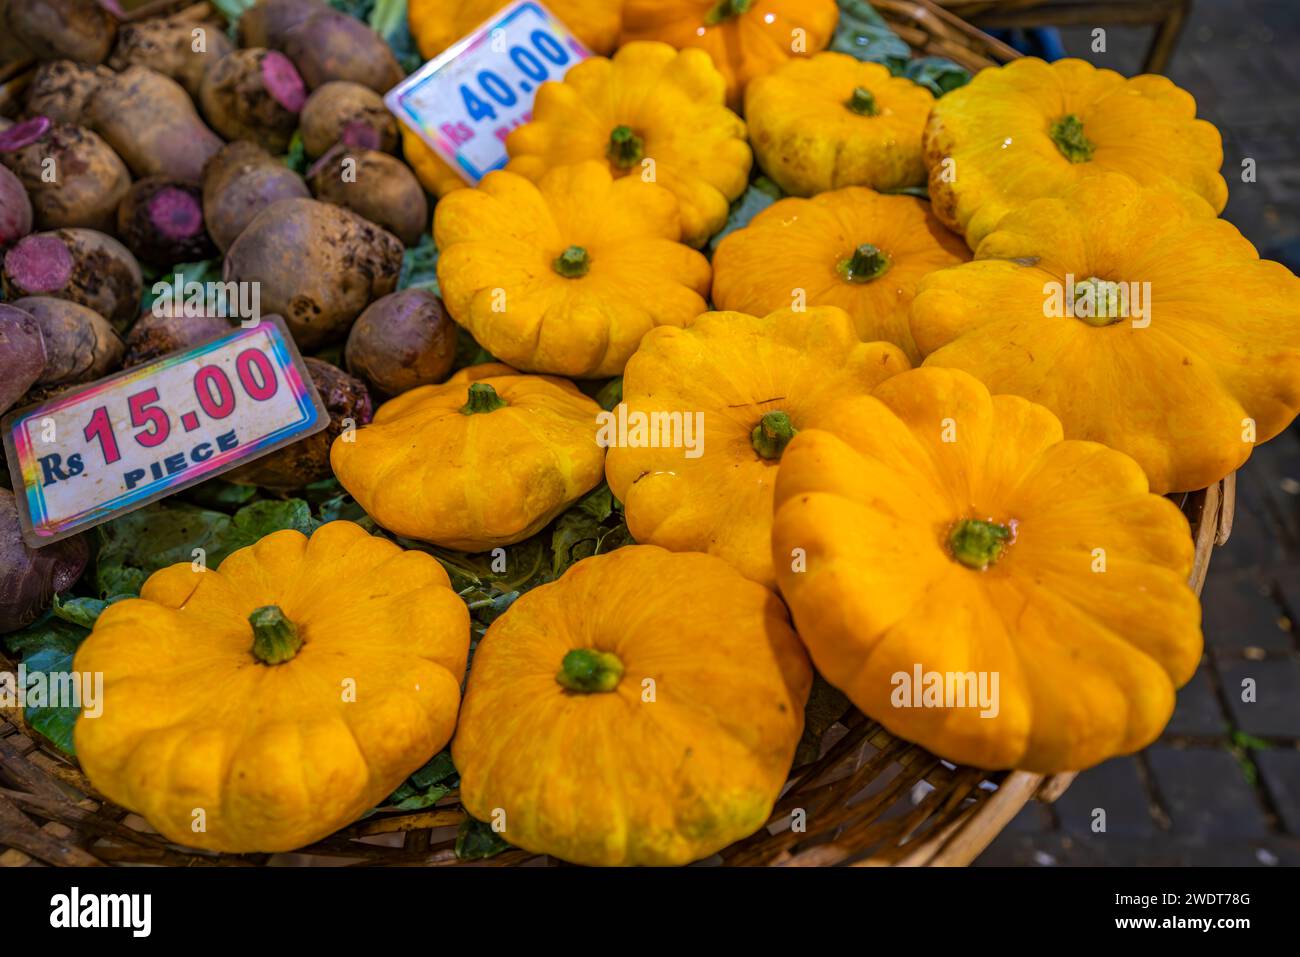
73, 521, 470, 853
712, 187, 969, 363
452, 544, 812, 866
772, 368, 1203, 774
435, 162, 711, 377
505, 41, 751, 248
605, 307, 908, 587
409, 0, 621, 59
911, 173, 1300, 495
745, 53, 934, 196
330, 364, 606, 551
924, 57, 1228, 249
399, 122, 466, 198
620, 0, 839, 110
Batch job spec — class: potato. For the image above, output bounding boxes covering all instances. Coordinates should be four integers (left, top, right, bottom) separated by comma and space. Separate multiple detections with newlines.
124, 311, 232, 367
116, 177, 217, 267
201, 141, 310, 252
281, 10, 404, 93
0, 117, 130, 233
307, 145, 428, 246
24, 60, 114, 126
0, 164, 32, 248
345, 290, 455, 396
300, 81, 397, 158
2, 0, 115, 65
87, 66, 225, 182
0, 303, 47, 414
227, 356, 372, 488
12, 296, 122, 387
109, 15, 235, 98
200, 48, 306, 154
223, 198, 403, 349
0, 488, 90, 634
1, 229, 143, 332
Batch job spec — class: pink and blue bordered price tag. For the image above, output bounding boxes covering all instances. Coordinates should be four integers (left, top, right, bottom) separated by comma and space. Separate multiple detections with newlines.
385, 0, 589, 185
2, 317, 326, 548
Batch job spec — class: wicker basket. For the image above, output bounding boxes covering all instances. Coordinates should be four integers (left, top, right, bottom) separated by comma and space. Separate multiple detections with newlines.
0, 0, 1228, 868
0, 477, 1235, 867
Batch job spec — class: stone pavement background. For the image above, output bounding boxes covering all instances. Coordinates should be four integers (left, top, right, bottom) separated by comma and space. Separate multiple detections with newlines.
972, 0, 1300, 866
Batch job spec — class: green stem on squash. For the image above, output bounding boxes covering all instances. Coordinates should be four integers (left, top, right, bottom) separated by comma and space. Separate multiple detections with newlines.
1049, 114, 1094, 163
249, 605, 303, 665
552, 245, 591, 278
751, 411, 797, 460
1072, 276, 1125, 326
461, 382, 508, 415
837, 244, 891, 283
846, 87, 879, 116
705, 0, 753, 25
606, 125, 644, 169
948, 519, 1012, 570
557, 648, 624, 693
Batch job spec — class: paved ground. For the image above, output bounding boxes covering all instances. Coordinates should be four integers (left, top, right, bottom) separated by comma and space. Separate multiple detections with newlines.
973, 0, 1300, 866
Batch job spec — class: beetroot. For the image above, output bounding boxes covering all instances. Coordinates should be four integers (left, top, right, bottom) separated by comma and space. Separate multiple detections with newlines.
237, 0, 322, 49
24, 60, 114, 126
124, 312, 231, 368
0, 164, 32, 248
0, 489, 90, 634
345, 290, 455, 396
308, 145, 428, 246
2, 0, 116, 65
0, 117, 132, 233
200, 48, 306, 154
108, 14, 235, 98
13, 296, 123, 387
116, 177, 216, 267
201, 141, 310, 252
0, 303, 47, 415
2, 229, 143, 332
299, 81, 397, 158
281, 10, 404, 93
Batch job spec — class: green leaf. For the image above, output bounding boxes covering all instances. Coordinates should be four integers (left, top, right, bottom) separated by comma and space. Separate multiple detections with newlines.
3, 612, 88, 659
707, 177, 784, 254
210, 0, 258, 26
596, 377, 623, 411
455, 817, 510, 860
904, 56, 972, 97
139, 260, 224, 317
452, 327, 495, 370
370, 0, 423, 75
231, 499, 318, 540
398, 233, 440, 294
183, 479, 259, 511
52, 594, 126, 629
550, 484, 630, 579
830, 0, 970, 97
21, 646, 82, 755
282, 129, 308, 175
379, 750, 459, 810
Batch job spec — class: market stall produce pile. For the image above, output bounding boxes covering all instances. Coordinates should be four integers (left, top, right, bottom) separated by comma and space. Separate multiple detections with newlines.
1, 0, 1297, 866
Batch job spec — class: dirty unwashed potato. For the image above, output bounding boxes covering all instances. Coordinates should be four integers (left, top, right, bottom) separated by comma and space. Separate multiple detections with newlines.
87, 66, 224, 182
0, 489, 89, 634
13, 296, 123, 387
299, 81, 398, 157
0, 117, 131, 233
200, 48, 307, 154
24, 60, 114, 126
0, 303, 47, 414
2, 0, 116, 65
1, 229, 143, 331
228, 356, 372, 489
201, 141, 311, 253
223, 198, 403, 349
108, 14, 235, 98
116, 177, 216, 267
345, 290, 456, 396
307, 145, 428, 246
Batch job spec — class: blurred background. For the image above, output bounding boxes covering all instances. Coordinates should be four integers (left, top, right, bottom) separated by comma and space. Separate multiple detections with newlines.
962, 0, 1300, 866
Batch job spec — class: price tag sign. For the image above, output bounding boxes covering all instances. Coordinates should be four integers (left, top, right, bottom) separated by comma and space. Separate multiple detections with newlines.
385, 0, 589, 185
3, 317, 326, 547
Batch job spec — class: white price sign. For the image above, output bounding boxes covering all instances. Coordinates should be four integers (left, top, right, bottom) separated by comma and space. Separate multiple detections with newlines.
385, 0, 589, 184
3, 317, 326, 546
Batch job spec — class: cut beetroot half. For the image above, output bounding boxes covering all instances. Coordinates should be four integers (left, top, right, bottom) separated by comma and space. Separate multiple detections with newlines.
262, 51, 307, 113
0, 116, 53, 153
146, 186, 206, 241
340, 121, 382, 151
3, 233, 74, 293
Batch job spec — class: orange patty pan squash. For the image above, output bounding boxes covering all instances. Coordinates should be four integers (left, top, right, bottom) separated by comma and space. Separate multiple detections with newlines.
506, 41, 751, 248
74, 521, 471, 853
745, 53, 934, 196
771, 367, 1204, 774
924, 57, 1228, 249
330, 364, 606, 551
452, 544, 812, 866
605, 306, 909, 587
712, 187, 969, 363
911, 173, 1300, 494
620, 0, 839, 110
435, 162, 711, 378
408, 0, 621, 59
